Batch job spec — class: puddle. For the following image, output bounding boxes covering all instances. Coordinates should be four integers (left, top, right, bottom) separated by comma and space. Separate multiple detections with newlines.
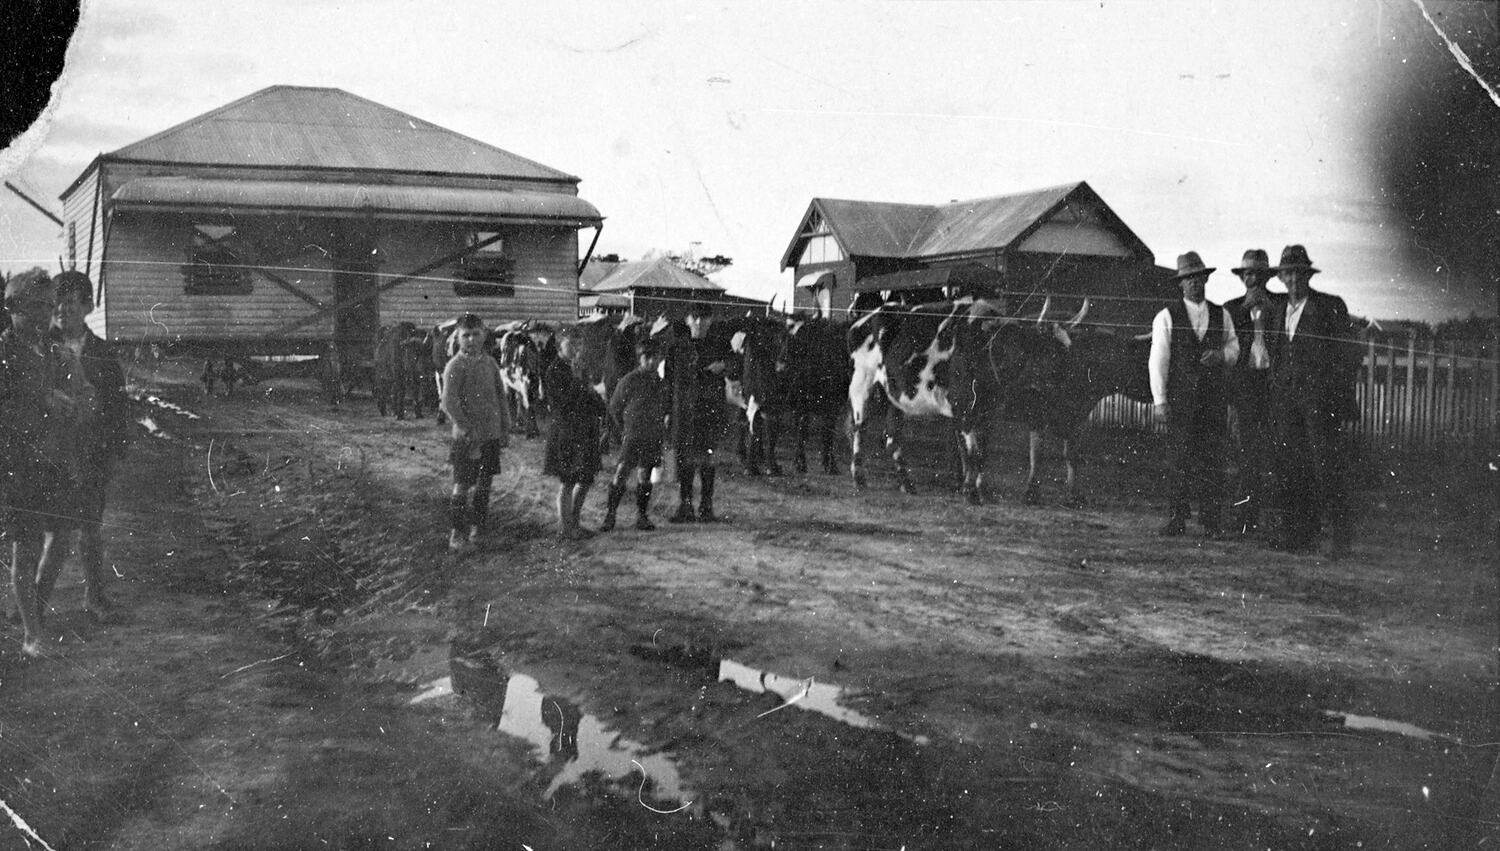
412, 657, 689, 804
1323, 710, 1448, 742
717, 659, 932, 746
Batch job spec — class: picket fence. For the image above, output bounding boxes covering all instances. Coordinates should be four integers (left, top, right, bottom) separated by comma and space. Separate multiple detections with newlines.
1088, 334, 1500, 451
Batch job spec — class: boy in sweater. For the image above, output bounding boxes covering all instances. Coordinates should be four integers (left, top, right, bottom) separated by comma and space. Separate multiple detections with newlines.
602, 339, 667, 531
439, 314, 510, 551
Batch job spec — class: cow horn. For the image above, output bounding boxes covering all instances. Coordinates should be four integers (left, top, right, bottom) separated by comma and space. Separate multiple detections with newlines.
1033, 295, 1052, 327
1066, 298, 1090, 330
1133, 331, 1153, 342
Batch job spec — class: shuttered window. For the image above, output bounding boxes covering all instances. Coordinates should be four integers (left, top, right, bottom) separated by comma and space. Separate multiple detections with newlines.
183, 224, 252, 295
454, 230, 515, 297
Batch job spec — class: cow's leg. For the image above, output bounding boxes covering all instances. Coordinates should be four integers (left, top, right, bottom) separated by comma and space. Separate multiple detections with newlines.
741, 399, 761, 476
763, 403, 783, 477
395, 375, 408, 420
848, 380, 878, 493
793, 408, 810, 474
1062, 436, 1085, 508
886, 404, 914, 495
819, 409, 841, 476
1023, 430, 1044, 505
434, 373, 447, 425
956, 427, 977, 503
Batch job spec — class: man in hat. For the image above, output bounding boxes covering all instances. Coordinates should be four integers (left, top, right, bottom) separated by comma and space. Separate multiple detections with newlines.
1, 269, 91, 657
1223, 249, 1282, 536
1267, 244, 1357, 557
1148, 252, 1241, 537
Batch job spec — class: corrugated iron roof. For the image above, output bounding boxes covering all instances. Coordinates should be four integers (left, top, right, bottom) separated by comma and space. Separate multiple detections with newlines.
782, 182, 1151, 267
110, 177, 601, 225
583, 257, 725, 293
106, 86, 578, 182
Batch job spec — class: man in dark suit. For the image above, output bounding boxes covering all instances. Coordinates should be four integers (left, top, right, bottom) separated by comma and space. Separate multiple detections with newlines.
1223, 249, 1281, 536
1267, 245, 1357, 557
1148, 252, 1241, 537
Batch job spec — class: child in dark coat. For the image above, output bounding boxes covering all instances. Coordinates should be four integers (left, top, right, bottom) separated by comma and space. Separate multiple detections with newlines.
602, 339, 667, 531
542, 328, 605, 539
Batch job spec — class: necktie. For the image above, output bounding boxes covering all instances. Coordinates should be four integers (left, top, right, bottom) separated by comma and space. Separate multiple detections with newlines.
1250, 307, 1269, 369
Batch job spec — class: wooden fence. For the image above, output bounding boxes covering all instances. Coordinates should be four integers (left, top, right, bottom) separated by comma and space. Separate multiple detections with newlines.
1088, 334, 1500, 451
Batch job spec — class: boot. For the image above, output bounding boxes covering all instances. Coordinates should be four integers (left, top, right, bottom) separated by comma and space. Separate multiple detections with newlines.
449, 493, 472, 545
600, 482, 625, 532
697, 466, 719, 523
635, 483, 656, 531
471, 486, 491, 531
669, 467, 697, 524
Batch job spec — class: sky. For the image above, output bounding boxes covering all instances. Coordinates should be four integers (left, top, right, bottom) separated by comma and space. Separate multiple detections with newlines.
2, 0, 1497, 322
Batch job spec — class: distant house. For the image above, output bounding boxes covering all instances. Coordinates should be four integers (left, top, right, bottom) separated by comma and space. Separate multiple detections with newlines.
579, 256, 766, 319
779, 181, 1169, 329
59, 85, 603, 360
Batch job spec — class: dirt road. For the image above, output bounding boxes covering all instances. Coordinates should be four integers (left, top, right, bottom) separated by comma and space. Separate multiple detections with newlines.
1, 363, 1496, 849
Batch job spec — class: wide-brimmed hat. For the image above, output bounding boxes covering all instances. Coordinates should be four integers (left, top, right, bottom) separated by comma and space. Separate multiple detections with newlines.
1169, 251, 1215, 282
1231, 249, 1274, 278
3, 269, 56, 307
1274, 244, 1320, 275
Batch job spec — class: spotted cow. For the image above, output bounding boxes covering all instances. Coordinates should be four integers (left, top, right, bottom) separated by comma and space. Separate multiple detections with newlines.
492, 320, 558, 438
846, 297, 1072, 503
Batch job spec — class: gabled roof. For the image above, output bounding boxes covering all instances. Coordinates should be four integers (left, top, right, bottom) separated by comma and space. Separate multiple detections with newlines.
100, 85, 578, 183
582, 257, 726, 294
779, 182, 1152, 268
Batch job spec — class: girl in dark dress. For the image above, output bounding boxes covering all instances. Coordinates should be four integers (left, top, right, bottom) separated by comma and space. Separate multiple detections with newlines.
542, 329, 604, 539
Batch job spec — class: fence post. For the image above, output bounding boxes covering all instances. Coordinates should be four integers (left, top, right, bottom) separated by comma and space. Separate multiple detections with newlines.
1403, 332, 1416, 450
1423, 338, 1437, 448
1364, 335, 1376, 442
1491, 331, 1499, 442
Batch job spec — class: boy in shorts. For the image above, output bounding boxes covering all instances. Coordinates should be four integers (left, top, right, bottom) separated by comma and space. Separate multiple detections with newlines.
601, 339, 667, 531
439, 314, 510, 551
541, 327, 605, 539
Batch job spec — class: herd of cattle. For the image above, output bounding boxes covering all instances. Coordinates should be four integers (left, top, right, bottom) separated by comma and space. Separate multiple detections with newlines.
285, 298, 1152, 505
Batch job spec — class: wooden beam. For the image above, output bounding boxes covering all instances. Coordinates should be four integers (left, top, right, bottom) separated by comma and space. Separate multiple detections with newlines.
264, 232, 503, 339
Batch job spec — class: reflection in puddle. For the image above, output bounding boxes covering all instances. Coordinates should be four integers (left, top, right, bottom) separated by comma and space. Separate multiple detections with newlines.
1324, 710, 1446, 742
717, 659, 932, 746
412, 658, 688, 804
142, 394, 203, 420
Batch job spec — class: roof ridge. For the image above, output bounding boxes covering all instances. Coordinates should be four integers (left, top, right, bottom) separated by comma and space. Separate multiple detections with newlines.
107, 85, 578, 182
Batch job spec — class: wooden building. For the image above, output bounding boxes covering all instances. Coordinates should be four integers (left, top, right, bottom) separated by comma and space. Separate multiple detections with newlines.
779, 181, 1170, 331
59, 85, 603, 359
579, 257, 766, 320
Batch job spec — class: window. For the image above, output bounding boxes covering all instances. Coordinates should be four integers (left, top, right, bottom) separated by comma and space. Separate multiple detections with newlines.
182, 224, 252, 295
454, 230, 515, 297
796, 213, 844, 265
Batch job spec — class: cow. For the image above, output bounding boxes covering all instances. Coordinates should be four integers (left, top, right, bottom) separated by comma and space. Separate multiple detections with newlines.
372, 321, 429, 419
846, 297, 1073, 503
999, 306, 1155, 507
781, 316, 852, 475
492, 320, 559, 439
568, 313, 674, 449
715, 315, 788, 476
425, 318, 460, 425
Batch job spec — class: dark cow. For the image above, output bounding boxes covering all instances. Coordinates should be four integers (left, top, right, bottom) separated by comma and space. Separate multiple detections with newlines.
425, 318, 460, 425
372, 321, 429, 419
781, 316, 852, 475
1001, 307, 1157, 507
846, 297, 1071, 503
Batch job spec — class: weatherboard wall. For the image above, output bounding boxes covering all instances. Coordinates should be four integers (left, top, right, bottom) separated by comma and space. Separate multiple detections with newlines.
96, 210, 580, 350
